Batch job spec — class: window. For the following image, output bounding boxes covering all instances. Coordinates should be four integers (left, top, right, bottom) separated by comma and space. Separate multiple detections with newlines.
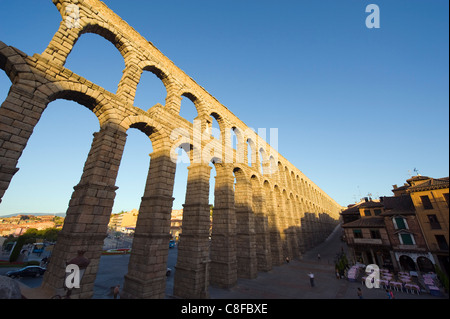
427, 215, 441, 230
364, 210, 371, 216
420, 195, 433, 210
370, 230, 381, 239
394, 217, 408, 230
435, 235, 449, 251
400, 233, 415, 245
353, 229, 363, 238
444, 193, 449, 207
374, 209, 382, 216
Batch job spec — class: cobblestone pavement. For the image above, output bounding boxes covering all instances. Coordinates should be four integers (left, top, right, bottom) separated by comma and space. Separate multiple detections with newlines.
208, 226, 448, 300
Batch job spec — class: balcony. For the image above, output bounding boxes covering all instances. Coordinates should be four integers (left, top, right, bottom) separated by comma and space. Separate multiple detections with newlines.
393, 244, 427, 251
353, 238, 383, 245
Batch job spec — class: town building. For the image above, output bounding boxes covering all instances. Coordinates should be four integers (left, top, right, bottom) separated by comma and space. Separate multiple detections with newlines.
404, 176, 449, 275
108, 209, 184, 238
342, 175, 449, 276
342, 198, 392, 267
381, 194, 432, 273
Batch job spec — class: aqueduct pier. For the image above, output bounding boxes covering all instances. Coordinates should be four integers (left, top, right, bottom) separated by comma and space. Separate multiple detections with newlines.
0, 0, 343, 298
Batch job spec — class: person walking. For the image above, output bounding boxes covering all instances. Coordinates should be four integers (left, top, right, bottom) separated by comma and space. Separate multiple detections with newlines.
317, 253, 321, 262
308, 272, 315, 287
113, 284, 120, 299
357, 287, 363, 299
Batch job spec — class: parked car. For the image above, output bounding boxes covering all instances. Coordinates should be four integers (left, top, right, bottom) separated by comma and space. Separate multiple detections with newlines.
6, 266, 46, 278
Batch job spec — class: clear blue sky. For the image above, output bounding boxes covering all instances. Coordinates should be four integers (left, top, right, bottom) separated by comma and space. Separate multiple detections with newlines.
0, 0, 448, 216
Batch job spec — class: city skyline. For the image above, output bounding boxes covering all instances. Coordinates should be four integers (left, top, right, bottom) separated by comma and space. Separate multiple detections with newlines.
0, 0, 448, 216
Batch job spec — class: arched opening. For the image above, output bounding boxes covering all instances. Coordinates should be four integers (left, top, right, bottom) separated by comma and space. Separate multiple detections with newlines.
269, 156, 276, 176
0, 68, 10, 104
230, 128, 238, 150
64, 33, 125, 94
210, 112, 222, 140
0, 99, 99, 216
259, 148, 267, 175
417, 256, 434, 273
111, 129, 153, 215
231, 127, 244, 164
172, 144, 191, 210
180, 93, 198, 124
284, 167, 290, 189
209, 161, 216, 233
399, 255, 416, 272
247, 139, 256, 167
290, 172, 296, 192
93, 127, 153, 298
133, 67, 168, 111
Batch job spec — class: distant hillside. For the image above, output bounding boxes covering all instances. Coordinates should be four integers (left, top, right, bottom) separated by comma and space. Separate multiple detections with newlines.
0, 212, 66, 218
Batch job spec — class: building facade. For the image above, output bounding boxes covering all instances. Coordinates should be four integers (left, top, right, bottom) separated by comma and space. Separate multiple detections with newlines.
342, 175, 449, 275
342, 199, 392, 268
405, 176, 449, 275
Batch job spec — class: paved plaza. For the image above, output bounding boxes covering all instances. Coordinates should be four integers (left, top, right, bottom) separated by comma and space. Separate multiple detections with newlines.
207, 226, 448, 300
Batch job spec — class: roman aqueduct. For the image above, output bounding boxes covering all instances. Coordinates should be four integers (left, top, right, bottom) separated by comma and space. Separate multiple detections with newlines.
0, 0, 343, 298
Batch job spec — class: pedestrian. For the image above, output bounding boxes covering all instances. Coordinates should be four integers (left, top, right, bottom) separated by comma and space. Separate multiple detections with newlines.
317, 253, 321, 262
113, 284, 120, 299
357, 287, 363, 299
308, 272, 315, 287
386, 289, 394, 299
285, 256, 290, 263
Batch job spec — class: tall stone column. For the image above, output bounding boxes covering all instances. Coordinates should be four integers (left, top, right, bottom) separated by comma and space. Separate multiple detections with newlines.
42, 124, 127, 299
253, 189, 272, 272
121, 148, 176, 299
263, 183, 283, 266
235, 178, 257, 279
0, 86, 47, 204
173, 163, 212, 299
277, 192, 293, 261
286, 197, 300, 259
210, 164, 237, 288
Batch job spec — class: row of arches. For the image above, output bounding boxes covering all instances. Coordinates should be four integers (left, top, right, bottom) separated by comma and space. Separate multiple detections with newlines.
0, 0, 342, 299
33, 1, 335, 216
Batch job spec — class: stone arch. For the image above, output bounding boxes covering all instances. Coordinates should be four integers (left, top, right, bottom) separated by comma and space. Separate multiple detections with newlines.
231, 126, 245, 164
268, 155, 277, 175
209, 111, 225, 140
119, 114, 168, 148
247, 138, 257, 167
399, 255, 416, 272
126, 61, 172, 109
417, 256, 434, 273
180, 91, 209, 120
290, 171, 296, 192
43, 2, 133, 67
233, 165, 251, 184
39, 80, 117, 126
259, 147, 269, 175
284, 166, 291, 189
